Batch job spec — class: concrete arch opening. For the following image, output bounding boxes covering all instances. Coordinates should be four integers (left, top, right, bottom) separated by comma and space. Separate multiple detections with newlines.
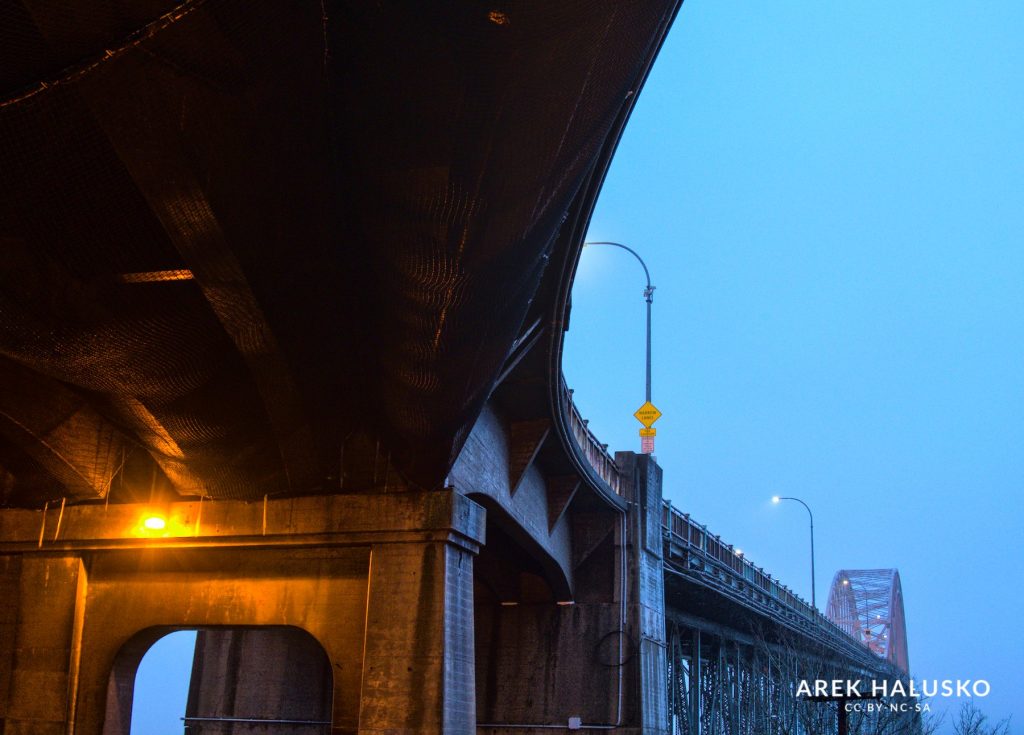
107, 627, 333, 735
470, 501, 564, 607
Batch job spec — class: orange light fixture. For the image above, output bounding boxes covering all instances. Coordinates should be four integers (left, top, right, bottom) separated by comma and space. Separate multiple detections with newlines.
142, 515, 167, 531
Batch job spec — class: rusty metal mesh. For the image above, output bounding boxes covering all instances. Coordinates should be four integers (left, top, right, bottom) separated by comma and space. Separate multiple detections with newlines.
0, 0, 678, 506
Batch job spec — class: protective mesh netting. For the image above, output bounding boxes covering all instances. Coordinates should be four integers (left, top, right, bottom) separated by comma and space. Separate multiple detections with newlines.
0, 0, 678, 506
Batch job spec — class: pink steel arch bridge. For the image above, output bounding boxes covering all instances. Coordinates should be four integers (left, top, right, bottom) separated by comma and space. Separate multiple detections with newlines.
826, 568, 910, 673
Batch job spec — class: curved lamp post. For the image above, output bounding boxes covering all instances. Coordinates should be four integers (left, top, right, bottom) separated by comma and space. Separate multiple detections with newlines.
582, 242, 655, 403
772, 495, 817, 610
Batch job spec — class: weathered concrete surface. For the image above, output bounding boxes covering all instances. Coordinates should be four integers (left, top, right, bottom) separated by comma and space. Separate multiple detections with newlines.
360, 542, 476, 734
0, 556, 19, 731
474, 452, 669, 734
81, 546, 368, 735
618, 453, 670, 735
475, 600, 625, 728
0, 452, 674, 735
0, 491, 484, 735
450, 403, 573, 598
2, 555, 86, 735
0, 491, 484, 550
187, 628, 333, 735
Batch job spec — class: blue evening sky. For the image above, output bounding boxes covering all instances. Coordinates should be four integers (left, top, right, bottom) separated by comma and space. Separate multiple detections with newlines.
132, 631, 195, 734
566, 0, 1023, 729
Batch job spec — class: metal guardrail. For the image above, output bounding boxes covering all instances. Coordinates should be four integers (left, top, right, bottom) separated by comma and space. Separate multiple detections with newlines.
661, 502, 888, 666
560, 379, 884, 665
662, 502, 814, 616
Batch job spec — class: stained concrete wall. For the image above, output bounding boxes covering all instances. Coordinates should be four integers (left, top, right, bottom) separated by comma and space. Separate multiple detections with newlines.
476, 600, 626, 728
619, 452, 670, 735
1, 555, 86, 735
84, 546, 369, 735
0, 457, 670, 735
186, 628, 335, 735
473, 452, 669, 735
449, 403, 573, 597
0, 491, 483, 735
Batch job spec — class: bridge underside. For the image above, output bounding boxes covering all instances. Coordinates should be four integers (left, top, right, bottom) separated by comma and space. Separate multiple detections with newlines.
0, 2, 692, 731
0, 0, 679, 505
0, 3, 909, 735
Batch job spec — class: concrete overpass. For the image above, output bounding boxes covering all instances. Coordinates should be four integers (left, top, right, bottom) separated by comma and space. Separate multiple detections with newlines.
0, 2, 906, 734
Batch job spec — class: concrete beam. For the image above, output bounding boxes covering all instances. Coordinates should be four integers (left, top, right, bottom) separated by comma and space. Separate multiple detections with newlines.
450, 403, 572, 595
507, 419, 550, 497
0, 491, 484, 553
0, 358, 131, 501
545, 476, 579, 532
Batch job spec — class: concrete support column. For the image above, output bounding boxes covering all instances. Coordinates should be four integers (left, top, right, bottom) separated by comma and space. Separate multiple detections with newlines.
618, 452, 670, 735
185, 628, 334, 735
358, 540, 475, 735
3, 555, 87, 735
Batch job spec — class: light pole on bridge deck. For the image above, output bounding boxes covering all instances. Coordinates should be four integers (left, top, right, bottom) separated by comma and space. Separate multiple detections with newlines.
772, 495, 817, 611
582, 241, 657, 453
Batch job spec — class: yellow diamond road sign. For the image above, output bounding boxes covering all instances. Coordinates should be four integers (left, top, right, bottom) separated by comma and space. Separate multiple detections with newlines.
633, 401, 662, 428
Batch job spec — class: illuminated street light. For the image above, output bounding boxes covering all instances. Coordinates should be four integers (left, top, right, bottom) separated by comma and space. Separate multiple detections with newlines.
133, 510, 172, 538
771, 495, 817, 610
143, 515, 167, 531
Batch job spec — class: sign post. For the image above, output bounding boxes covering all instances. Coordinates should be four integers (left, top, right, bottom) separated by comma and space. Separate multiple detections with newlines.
634, 402, 662, 454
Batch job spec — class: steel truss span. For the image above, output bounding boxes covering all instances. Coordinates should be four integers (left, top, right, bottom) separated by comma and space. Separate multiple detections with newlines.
666, 622, 919, 735
826, 569, 910, 673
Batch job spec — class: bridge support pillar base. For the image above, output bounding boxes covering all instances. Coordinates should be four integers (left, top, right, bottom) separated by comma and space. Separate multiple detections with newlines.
358, 540, 476, 735
619, 452, 670, 735
0, 555, 85, 735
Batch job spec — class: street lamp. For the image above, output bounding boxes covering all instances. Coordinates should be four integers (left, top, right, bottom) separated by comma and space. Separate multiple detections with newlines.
582, 242, 655, 403
583, 242, 658, 453
771, 495, 817, 610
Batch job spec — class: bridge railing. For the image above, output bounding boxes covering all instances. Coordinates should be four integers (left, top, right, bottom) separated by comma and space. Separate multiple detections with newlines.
558, 413, 825, 628
559, 382, 884, 664
560, 382, 622, 495
663, 503, 811, 609
661, 502, 880, 657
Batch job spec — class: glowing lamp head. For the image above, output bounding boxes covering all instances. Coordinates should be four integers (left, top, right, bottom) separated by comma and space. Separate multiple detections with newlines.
142, 515, 166, 531
771, 496, 781, 504
734, 548, 743, 557
842, 579, 850, 586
